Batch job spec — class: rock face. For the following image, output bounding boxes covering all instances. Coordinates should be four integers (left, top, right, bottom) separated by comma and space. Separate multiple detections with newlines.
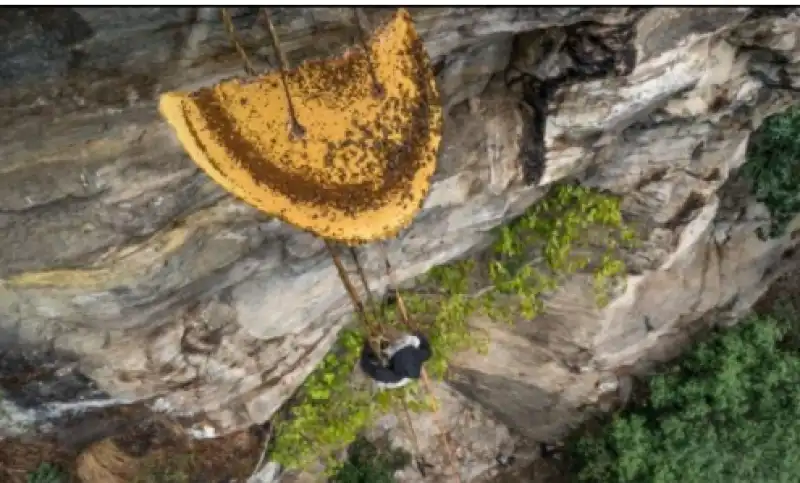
2, 6, 800, 481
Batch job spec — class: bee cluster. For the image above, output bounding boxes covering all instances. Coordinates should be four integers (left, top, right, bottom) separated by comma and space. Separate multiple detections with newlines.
167, 9, 442, 245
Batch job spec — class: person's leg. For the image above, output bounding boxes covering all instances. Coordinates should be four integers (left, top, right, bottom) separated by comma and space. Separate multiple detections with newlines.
375, 377, 411, 390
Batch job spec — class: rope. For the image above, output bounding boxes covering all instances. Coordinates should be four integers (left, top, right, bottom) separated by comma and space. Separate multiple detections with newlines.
348, 247, 383, 330
324, 241, 381, 343
219, 8, 258, 77
351, 8, 385, 99
344, 244, 428, 467
378, 243, 463, 483
258, 9, 305, 140
401, 395, 431, 477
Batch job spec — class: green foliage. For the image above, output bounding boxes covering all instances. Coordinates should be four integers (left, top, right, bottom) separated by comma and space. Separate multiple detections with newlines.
568, 310, 800, 483
27, 463, 66, 483
391, 260, 489, 380
486, 184, 634, 316
331, 436, 411, 483
269, 329, 426, 473
741, 106, 800, 239
269, 328, 373, 473
270, 183, 633, 473
396, 184, 634, 379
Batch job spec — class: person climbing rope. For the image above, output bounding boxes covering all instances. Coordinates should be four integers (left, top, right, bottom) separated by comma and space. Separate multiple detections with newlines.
359, 330, 432, 389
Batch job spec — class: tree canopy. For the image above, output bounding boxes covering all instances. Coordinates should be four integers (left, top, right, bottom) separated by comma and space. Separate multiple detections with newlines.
568, 308, 800, 483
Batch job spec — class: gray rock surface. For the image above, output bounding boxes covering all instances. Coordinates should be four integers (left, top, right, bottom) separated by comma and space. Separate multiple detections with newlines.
2, 6, 800, 482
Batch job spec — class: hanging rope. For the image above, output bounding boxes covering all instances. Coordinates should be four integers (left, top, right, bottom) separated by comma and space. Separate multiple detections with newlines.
325, 241, 374, 331
218, 8, 460, 481
347, 245, 434, 475
352, 7, 385, 99
219, 8, 258, 76
348, 247, 383, 332
258, 9, 306, 140
401, 395, 430, 476
378, 242, 462, 483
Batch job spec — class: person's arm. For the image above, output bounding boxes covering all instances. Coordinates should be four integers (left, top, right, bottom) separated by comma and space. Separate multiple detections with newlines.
415, 332, 432, 361
360, 343, 405, 384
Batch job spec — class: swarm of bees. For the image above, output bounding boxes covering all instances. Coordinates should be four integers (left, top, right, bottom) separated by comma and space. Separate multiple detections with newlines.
158, 8, 442, 245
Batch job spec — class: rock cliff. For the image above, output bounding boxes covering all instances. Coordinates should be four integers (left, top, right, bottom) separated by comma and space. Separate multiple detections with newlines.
2, 7, 800, 482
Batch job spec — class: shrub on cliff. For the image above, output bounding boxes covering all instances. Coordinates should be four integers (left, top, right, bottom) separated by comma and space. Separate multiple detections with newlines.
567, 308, 800, 482
331, 436, 411, 483
269, 183, 636, 473
741, 106, 800, 238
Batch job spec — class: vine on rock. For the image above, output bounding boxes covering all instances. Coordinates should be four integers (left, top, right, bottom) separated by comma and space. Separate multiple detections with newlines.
269, 183, 636, 473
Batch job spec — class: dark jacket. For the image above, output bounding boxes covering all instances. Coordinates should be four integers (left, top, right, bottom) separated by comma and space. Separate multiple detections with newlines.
360, 332, 432, 385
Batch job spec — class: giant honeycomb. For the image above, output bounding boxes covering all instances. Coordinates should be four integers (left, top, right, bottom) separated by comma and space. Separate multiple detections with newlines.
159, 9, 443, 244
